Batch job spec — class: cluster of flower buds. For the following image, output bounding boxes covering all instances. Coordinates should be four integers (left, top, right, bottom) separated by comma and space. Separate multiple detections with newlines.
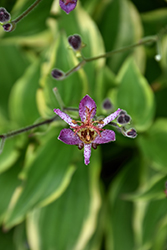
0, 7, 10, 23
117, 110, 131, 125
0, 7, 15, 32
115, 110, 137, 138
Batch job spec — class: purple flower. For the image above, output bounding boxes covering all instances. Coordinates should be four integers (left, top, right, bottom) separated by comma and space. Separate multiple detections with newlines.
59, 0, 77, 14
54, 95, 121, 165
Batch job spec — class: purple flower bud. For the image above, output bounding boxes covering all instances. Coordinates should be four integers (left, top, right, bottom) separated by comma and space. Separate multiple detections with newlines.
0, 7, 10, 23
119, 110, 127, 116
68, 35, 81, 51
2, 23, 14, 32
78, 143, 84, 150
117, 114, 131, 124
59, 0, 77, 14
92, 143, 97, 149
117, 110, 131, 125
51, 69, 65, 80
102, 98, 112, 110
126, 128, 137, 138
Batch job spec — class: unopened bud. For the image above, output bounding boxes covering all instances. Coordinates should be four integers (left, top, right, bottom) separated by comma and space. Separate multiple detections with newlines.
68, 34, 82, 51
102, 98, 112, 110
0, 7, 11, 23
92, 143, 97, 149
117, 110, 131, 125
119, 110, 127, 116
126, 128, 137, 138
51, 69, 65, 80
2, 22, 15, 32
78, 143, 84, 150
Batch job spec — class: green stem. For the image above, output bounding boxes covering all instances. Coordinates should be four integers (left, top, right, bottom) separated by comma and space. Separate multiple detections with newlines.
61, 36, 157, 79
84, 36, 157, 62
13, 0, 43, 24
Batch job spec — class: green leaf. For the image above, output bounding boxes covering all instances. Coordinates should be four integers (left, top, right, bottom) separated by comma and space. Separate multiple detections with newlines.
0, 113, 20, 173
141, 8, 167, 36
0, 135, 25, 174
123, 174, 167, 201
0, 44, 29, 118
26, 148, 101, 250
4, 128, 77, 229
0, 157, 21, 224
110, 57, 155, 132
105, 157, 140, 250
137, 118, 167, 172
141, 199, 167, 249
9, 60, 41, 127
0, 228, 16, 250
99, 0, 144, 73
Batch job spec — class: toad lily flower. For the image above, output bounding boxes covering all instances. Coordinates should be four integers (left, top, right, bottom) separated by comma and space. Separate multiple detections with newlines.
54, 95, 121, 165
59, 0, 78, 14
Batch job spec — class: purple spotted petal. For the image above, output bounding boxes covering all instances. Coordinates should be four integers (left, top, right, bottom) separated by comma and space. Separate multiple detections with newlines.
84, 144, 91, 165
54, 109, 77, 127
98, 108, 121, 128
79, 95, 96, 122
93, 130, 115, 144
59, 0, 77, 14
58, 128, 81, 145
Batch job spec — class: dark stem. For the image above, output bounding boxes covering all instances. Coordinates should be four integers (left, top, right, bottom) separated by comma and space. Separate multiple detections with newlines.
0, 115, 58, 140
13, 0, 43, 24
84, 36, 157, 62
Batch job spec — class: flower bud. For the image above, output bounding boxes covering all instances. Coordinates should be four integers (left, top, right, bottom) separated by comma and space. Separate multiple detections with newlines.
68, 34, 82, 51
78, 143, 84, 150
117, 114, 131, 124
51, 69, 65, 80
102, 98, 112, 110
126, 128, 137, 138
92, 143, 97, 149
59, 0, 77, 14
2, 22, 15, 32
0, 7, 10, 23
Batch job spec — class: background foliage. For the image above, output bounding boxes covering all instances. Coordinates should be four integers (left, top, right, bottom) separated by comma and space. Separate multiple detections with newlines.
0, 0, 167, 249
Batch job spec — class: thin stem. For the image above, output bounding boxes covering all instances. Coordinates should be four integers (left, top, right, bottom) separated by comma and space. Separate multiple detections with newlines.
84, 36, 157, 62
59, 36, 157, 80
13, 0, 43, 24
53, 87, 65, 111
0, 106, 80, 142
65, 60, 86, 78
0, 115, 58, 140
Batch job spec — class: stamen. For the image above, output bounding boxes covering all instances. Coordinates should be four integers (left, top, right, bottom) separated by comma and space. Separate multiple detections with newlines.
71, 120, 78, 124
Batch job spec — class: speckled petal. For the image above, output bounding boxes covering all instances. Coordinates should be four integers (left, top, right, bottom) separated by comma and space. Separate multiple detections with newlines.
93, 130, 115, 144
54, 109, 77, 127
58, 129, 81, 145
59, 0, 77, 14
98, 108, 121, 128
84, 144, 91, 165
79, 95, 96, 122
